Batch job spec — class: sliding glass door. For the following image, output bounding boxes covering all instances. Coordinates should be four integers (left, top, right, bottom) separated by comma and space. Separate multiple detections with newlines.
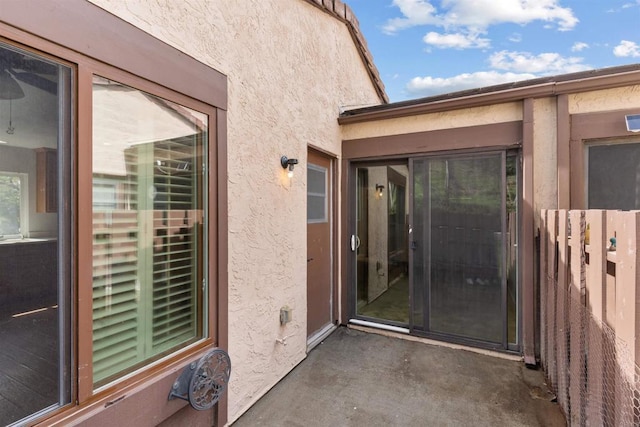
351, 150, 519, 350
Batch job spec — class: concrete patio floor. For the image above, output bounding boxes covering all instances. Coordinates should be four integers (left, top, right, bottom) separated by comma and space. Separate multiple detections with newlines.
232, 327, 565, 427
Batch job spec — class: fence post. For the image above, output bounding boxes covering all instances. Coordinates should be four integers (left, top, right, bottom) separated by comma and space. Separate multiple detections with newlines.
585, 209, 606, 425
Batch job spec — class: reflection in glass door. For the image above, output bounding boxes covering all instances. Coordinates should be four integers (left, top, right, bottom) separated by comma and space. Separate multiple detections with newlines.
355, 164, 409, 324
411, 152, 518, 347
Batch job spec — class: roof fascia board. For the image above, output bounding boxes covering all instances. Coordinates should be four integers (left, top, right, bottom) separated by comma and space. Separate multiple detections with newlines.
339, 68, 640, 125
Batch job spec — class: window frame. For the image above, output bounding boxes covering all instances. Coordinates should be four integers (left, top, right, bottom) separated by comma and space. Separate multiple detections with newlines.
0, 1, 228, 424
78, 57, 219, 400
568, 107, 640, 209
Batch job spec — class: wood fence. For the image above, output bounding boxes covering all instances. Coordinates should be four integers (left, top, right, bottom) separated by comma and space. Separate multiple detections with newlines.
540, 209, 640, 426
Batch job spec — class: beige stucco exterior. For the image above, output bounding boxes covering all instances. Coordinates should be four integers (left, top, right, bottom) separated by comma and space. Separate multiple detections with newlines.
86, 0, 381, 422
341, 102, 522, 140
568, 85, 640, 114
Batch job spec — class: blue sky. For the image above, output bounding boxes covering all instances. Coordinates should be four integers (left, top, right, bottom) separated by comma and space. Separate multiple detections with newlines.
346, 0, 640, 102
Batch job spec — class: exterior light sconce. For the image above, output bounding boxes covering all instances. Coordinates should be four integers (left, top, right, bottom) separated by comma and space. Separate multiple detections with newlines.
375, 184, 385, 198
281, 156, 299, 178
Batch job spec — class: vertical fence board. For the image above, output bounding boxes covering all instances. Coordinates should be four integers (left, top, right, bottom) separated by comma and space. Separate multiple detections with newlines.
585, 209, 606, 426
540, 210, 548, 368
556, 210, 570, 412
615, 211, 640, 425
569, 210, 586, 425
547, 210, 558, 390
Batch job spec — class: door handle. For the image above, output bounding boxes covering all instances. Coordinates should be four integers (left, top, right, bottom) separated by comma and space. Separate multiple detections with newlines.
350, 235, 361, 252
307, 258, 314, 262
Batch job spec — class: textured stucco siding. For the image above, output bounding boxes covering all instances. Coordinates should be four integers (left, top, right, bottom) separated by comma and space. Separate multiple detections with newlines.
341, 102, 522, 141
568, 85, 640, 114
532, 97, 558, 221
86, 0, 381, 423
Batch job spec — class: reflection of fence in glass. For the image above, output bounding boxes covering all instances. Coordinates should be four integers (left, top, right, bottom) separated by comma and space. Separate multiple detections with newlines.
540, 209, 640, 426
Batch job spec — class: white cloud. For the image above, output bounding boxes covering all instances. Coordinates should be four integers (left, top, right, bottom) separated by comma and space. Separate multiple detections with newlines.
406, 70, 536, 96
489, 50, 590, 74
382, 0, 440, 34
508, 33, 522, 43
441, 0, 578, 32
571, 42, 589, 52
423, 31, 491, 49
384, 0, 578, 35
613, 40, 640, 57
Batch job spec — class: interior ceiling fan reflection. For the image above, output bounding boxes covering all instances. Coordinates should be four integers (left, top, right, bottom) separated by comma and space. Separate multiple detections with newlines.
1, 50, 59, 135
0, 49, 59, 97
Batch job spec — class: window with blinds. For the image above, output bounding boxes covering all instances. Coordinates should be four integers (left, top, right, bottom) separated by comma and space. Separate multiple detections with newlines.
92, 77, 207, 386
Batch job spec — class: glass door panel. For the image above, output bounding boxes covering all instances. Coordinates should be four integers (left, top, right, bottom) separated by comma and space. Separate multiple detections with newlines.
412, 153, 517, 346
355, 164, 409, 324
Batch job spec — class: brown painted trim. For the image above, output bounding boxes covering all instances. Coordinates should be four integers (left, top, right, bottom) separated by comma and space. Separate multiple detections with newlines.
569, 108, 640, 209
343, 121, 523, 160
215, 108, 229, 427
76, 64, 95, 403
0, 0, 227, 110
557, 95, 570, 209
339, 65, 640, 124
340, 158, 350, 324
521, 99, 536, 365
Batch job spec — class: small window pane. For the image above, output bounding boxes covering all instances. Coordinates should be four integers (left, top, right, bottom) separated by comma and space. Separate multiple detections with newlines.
0, 174, 23, 236
307, 165, 327, 223
92, 76, 207, 386
588, 142, 640, 210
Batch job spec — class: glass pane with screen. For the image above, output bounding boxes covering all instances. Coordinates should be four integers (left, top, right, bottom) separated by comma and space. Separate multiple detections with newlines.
92, 76, 207, 386
0, 42, 71, 425
307, 165, 327, 223
588, 142, 640, 210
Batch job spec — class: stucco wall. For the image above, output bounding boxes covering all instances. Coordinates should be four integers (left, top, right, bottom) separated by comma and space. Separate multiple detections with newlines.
86, 0, 381, 422
341, 102, 522, 140
532, 97, 558, 221
569, 85, 640, 114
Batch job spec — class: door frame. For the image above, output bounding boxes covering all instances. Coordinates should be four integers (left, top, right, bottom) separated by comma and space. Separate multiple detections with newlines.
341, 122, 527, 354
306, 146, 338, 349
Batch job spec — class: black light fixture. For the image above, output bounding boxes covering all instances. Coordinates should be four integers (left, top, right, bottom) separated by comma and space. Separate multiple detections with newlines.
375, 184, 384, 198
281, 156, 299, 178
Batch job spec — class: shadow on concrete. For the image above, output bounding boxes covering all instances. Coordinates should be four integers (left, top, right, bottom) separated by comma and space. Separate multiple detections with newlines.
232, 327, 565, 426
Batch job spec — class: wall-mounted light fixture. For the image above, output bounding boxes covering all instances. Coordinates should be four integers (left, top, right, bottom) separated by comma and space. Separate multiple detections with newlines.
375, 184, 385, 198
281, 156, 299, 178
